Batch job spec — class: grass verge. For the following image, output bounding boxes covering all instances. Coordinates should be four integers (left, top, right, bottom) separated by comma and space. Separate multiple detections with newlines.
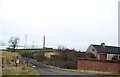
2, 51, 40, 75
45, 64, 120, 75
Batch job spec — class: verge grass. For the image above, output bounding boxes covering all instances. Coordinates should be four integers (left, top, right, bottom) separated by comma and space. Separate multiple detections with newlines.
0, 51, 2, 76
46, 64, 120, 75
2, 51, 40, 75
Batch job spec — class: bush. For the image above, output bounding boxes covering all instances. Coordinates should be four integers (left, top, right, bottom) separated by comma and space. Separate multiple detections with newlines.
112, 56, 118, 60
46, 49, 78, 69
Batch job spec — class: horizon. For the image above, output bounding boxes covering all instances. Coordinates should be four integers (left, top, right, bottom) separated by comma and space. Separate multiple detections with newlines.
0, 42, 119, 51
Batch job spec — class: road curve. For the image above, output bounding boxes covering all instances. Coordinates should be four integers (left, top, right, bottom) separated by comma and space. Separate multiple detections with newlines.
24, 58, 114, 77
25, 58, 91, 75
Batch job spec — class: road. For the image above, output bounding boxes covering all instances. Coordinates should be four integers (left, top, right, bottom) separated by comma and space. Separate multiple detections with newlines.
27, 58, 90, 75
24, 58, 114, 77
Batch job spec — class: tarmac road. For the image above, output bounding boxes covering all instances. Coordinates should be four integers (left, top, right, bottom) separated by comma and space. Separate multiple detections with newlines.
24, 58, 115, 77
28, 59, 90, 75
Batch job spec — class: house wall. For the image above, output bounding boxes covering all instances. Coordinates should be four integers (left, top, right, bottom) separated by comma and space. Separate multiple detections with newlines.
115, 54, 120, 60
118, 54, 120, 60
107, 54, 115, 60
77, 60, 120, 72
44, 52, 58, 58
98, 54, 120, 60
106, 54, 120, 60
86, 45, 97, 57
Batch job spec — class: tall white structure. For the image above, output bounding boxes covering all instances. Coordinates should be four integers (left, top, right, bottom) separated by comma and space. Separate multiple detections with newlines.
43, 36, 45, 50
24, 34, 27, 49
118, 1, 120, 70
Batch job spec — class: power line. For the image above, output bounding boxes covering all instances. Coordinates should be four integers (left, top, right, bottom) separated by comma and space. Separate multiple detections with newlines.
32, 41, 34, 49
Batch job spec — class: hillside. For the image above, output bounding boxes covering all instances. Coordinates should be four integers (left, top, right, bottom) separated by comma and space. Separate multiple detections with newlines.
2, 51, 40, 75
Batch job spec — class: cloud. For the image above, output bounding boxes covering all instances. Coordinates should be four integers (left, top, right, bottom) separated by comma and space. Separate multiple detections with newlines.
0, 0, 119, 50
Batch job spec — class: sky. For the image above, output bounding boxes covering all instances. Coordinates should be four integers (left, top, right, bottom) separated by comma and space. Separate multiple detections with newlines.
0, 0, 119, 51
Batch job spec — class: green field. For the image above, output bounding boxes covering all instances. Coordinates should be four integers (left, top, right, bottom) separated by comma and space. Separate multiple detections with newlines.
16, 49, 57, 54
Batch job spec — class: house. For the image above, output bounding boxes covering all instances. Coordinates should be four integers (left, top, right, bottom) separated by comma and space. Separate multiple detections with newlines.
86, 43, 120, 60
44, 51, 58, 58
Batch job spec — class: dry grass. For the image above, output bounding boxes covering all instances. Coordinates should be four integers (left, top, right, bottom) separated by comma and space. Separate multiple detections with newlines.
2, 51, 40, 75
46, 64, 118, 75
2, 64, 40, 75
0, 51, 2, 76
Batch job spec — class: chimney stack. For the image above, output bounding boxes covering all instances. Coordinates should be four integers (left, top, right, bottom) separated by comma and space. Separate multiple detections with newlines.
101, 43, 105, 47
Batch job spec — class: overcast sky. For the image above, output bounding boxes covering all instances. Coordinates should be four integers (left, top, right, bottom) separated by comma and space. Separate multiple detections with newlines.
0, 0, 119, 51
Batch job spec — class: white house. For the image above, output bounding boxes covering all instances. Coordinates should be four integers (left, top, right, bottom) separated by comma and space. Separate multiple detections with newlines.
86, 43, 120, 60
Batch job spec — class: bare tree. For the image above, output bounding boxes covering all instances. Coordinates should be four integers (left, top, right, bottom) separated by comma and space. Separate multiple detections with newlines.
9, 37, 20, 52
57, 45, 67, 50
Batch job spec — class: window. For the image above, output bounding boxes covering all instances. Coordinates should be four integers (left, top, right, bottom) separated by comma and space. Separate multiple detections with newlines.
92, 49, 95, 51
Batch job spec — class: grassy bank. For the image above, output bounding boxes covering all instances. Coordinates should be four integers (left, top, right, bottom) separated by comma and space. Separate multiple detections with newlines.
16, 49, 57, 54
2, 51, 40, 75
0, 51, 2, 76
46, 64, 120, 75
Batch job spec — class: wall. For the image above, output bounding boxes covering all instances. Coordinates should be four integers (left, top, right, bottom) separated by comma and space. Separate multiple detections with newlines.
86, 45, 97, 57
77, 60, 120, 72
44, 52, 58, 58
107, 54, 115, 60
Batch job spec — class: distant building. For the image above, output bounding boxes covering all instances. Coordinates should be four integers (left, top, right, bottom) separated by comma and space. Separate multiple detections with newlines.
86, 43, 120, 60
44, 52, 58, 58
